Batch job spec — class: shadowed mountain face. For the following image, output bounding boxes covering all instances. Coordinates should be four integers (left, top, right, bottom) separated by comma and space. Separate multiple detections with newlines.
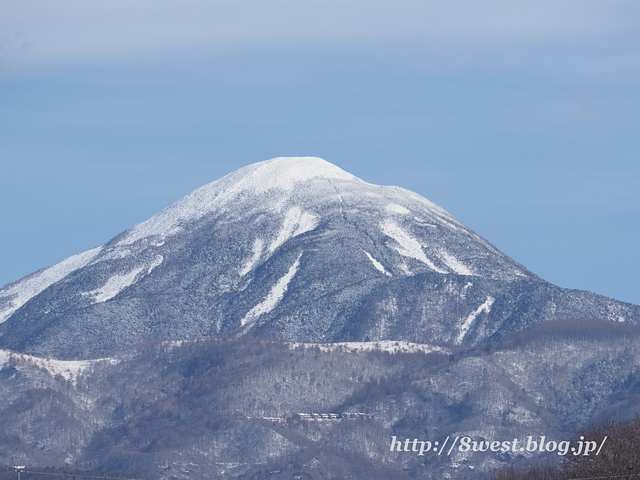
1, 157, 638, 359
2, 321, 640, 479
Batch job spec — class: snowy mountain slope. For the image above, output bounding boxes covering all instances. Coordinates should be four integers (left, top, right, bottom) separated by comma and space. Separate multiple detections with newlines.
0, 247, 101, 324
1, 157, 640, 479
0, 157, 638, 359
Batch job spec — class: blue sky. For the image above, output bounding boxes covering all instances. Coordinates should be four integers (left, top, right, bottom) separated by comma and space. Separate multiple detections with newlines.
1, 1, 639, 304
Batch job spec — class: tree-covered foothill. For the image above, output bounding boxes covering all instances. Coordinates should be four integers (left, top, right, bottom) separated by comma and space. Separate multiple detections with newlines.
491, 414, 640, 480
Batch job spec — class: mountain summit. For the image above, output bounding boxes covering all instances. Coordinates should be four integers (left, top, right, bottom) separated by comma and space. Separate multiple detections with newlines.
2, 158, 640, 480
0, 157, 637, 358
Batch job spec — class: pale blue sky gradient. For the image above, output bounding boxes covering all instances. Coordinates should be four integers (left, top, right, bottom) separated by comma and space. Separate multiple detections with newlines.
1, 1, 639, 304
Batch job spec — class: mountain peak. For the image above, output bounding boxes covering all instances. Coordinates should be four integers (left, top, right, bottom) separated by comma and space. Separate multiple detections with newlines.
2, 156, 639, 360
118, 157, 356, 246
244, 157, 357, 189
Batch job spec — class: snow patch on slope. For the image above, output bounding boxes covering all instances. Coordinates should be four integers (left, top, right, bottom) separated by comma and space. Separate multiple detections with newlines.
269, 207, 318, 253
0, 247, 102, 324
86, 255, 163, 303
380, 219, 447, 273
240, 239, 265, 276
0, 350, 9, 368
440, 251, 475, 276
21, 355, 93, 384
289, 341, 449, 355
241, 253, 302, 327
0, 350, 117, 385
118, 157, 352, 246
385, 204, 410, 215
456, 296, 495, 344
364, 251, 391, 276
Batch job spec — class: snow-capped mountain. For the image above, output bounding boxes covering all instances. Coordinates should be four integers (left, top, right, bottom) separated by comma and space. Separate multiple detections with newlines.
1, 157, 638, 359
2, 157, 640, 479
